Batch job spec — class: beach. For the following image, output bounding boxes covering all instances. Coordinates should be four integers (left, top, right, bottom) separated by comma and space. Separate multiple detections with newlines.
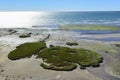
0, 28, 120, 80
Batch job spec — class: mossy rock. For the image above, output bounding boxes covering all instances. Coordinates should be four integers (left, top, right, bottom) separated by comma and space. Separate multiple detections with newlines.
115, 44, 120, 47
8, 41, 103, 71
66, 42, 78, 46
8, 41, 46, 60
19, 33, 32, 38
37, 46, 103, 71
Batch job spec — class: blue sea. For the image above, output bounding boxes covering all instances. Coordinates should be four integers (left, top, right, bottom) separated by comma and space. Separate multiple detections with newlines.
0, 11, 120, 28
35, 11, 120, 26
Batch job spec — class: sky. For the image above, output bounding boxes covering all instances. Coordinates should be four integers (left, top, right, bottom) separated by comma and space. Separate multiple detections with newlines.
0, 0, 120, 11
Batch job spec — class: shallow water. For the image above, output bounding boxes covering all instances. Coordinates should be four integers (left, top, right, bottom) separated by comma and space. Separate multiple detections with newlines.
71, 30, 120, 34
67, 29, 120, 42
75, 37, 120, 42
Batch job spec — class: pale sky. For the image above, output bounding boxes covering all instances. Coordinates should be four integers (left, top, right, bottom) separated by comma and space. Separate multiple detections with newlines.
0, 0, 120, 11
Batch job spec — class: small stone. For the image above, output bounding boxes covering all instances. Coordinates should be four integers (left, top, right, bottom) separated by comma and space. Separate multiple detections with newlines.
1, 70, 4, 72
29, 76, 32, 78
5, 78, 7, 80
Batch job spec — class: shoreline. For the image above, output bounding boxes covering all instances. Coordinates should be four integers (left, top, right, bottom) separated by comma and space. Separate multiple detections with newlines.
0, 28, 120, 80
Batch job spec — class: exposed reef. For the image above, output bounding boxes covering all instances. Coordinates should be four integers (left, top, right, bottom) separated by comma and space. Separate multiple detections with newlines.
8, 41, 103, 71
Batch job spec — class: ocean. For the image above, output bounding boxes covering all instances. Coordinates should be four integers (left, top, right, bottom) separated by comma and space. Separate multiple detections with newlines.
0, 11, 120, 28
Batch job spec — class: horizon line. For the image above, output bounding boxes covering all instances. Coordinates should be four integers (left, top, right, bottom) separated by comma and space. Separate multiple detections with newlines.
0, 10, 120, 12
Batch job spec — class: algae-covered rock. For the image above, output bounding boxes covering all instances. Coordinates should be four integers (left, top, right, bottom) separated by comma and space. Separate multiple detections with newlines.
8, 41, 46, 60
37, 46, 103, 71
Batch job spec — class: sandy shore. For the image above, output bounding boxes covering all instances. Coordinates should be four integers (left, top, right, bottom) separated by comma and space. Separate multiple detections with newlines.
0, 28, 120, 80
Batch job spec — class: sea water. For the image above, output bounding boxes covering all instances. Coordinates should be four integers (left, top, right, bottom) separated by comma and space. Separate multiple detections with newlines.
0, 11, 120, 28
0, 11, 120, 41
